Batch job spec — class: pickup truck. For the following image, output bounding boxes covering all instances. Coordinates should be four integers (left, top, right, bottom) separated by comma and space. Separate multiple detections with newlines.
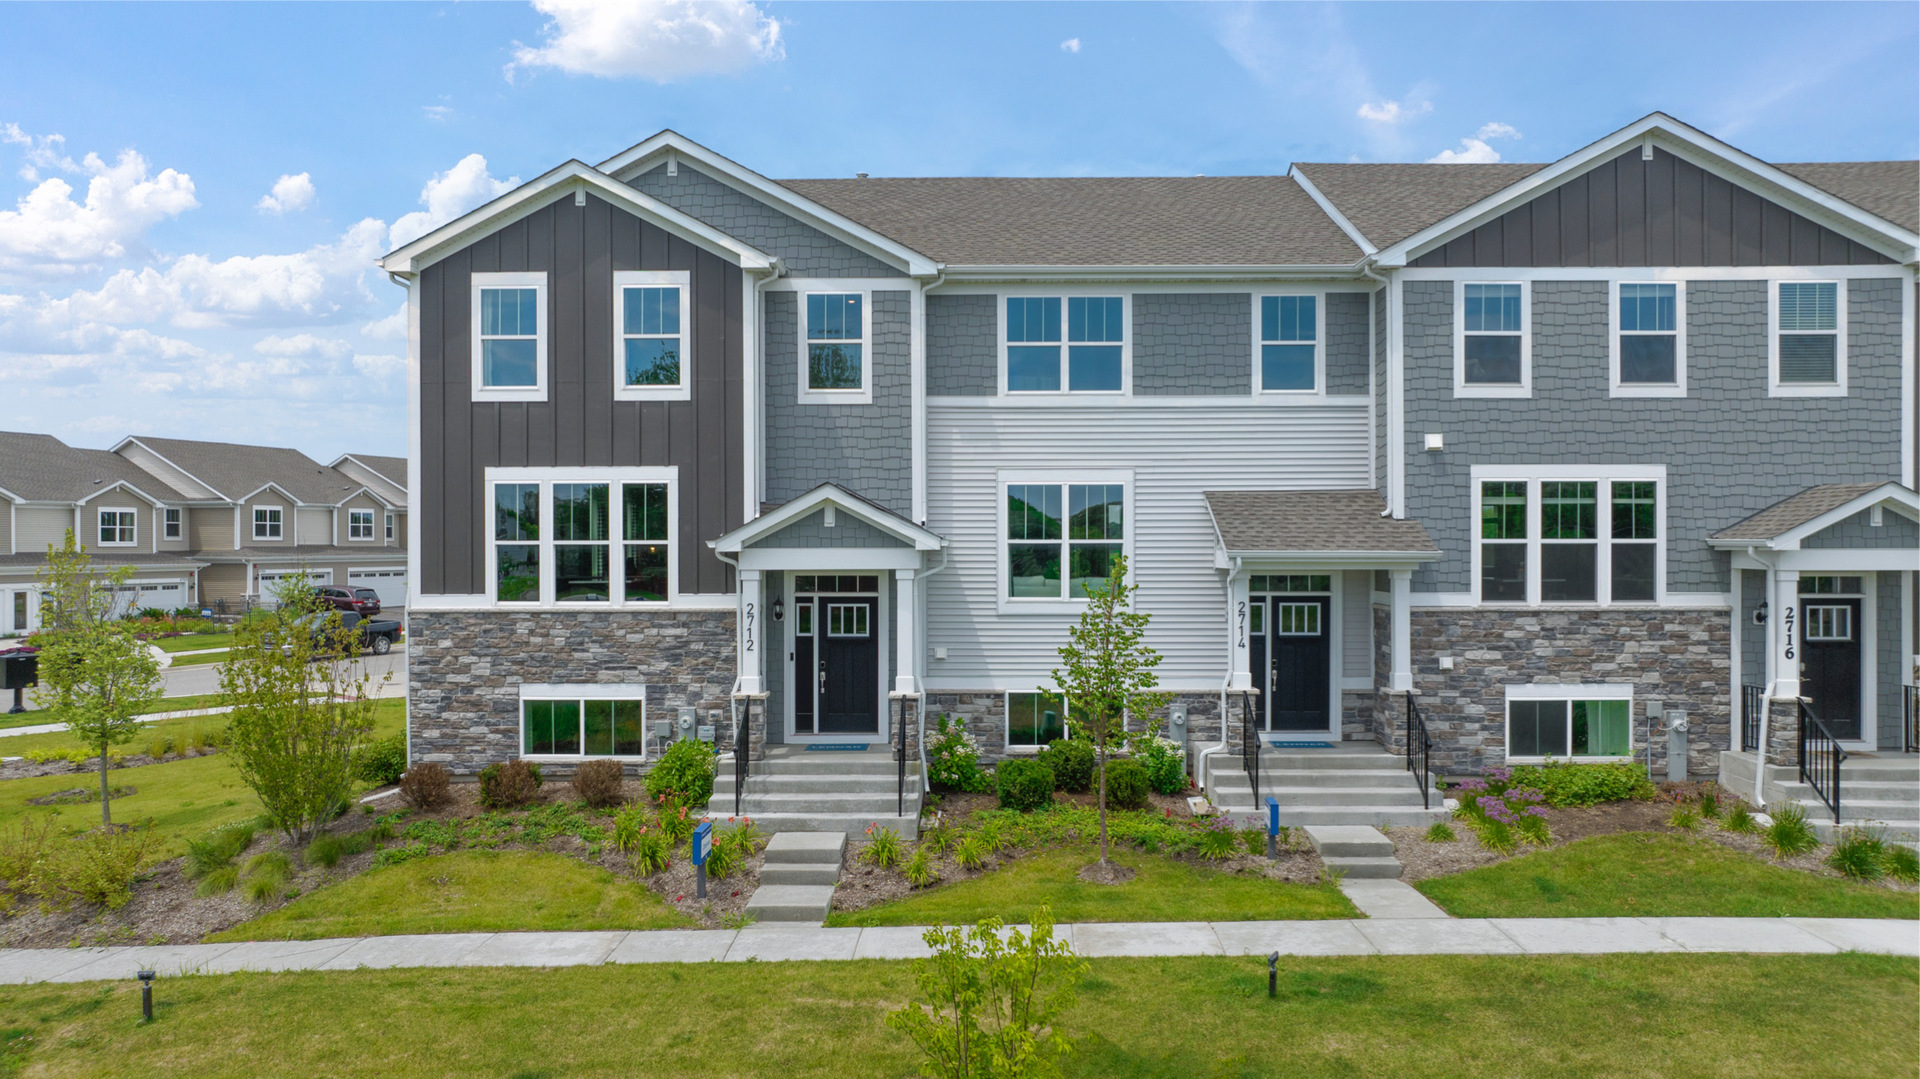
288, 611, 402, 656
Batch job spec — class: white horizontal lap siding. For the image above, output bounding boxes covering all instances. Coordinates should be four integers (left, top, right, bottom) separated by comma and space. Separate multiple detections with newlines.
926, 404, 1370, 690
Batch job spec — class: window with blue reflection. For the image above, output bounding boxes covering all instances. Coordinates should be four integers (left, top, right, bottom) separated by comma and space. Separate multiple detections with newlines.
1260, 295, 1317, 391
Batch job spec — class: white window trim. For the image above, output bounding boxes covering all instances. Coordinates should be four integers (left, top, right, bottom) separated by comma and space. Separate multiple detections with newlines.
996, 468, 1134, 614
385, 512, 396, 544
798, 288, 874, 405
1004, 690, 1069, 753
471, 271, 549, 403
1253, 291, 1325, 396
613, 269, 693, 402
484, 466, 679, 609
253, 505, 284, 541
1469, 465, 1667, 608
1503, 683, 1637, 764
997, 289, 1132, 398
517, 683, 650, 762
1609, 280, 1688, 398
162, 507, 182, 540
1768, 279, 1848, 398
96, 507, 136, 547
1452, 280, 1531, 399
347, 509, 377, 542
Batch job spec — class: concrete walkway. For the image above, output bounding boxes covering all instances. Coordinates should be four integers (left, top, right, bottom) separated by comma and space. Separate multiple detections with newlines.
0, 918, 1910, 984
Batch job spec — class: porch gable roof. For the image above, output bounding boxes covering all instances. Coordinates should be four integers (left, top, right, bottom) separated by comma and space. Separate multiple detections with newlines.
1708, 482, 1919, 549
1203, 489, 1439, 562
709, 484, 944, 554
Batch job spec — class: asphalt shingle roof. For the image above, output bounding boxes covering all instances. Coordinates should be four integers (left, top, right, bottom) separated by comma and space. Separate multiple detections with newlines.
778, 176, 1364, 266
128, 436, 361, 505
1290, 163, 1550, 250
1203, 490, 1439, 554
1710, 484, 1896, 542
0, 431, 187, 503
346, 455, 408, 490
1776, 161, 1920, 233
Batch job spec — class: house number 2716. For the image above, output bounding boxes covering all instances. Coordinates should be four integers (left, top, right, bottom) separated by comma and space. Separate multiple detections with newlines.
1781, 605, 1794, 661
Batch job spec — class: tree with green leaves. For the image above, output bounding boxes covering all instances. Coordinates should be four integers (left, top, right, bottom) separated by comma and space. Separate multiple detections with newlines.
219, 573, 387, 844
34, 531, 163, 825
1046, 555, 1169, 866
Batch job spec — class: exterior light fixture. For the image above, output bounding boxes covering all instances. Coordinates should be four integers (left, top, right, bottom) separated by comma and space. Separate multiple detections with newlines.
137, 969, 156, 1022
1752, 602, 1768, 626
771, 597, 784, 622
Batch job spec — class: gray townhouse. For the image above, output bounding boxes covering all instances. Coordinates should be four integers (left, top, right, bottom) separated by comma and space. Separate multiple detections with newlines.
0, 433, 408, 634
383, 113, 1916, 836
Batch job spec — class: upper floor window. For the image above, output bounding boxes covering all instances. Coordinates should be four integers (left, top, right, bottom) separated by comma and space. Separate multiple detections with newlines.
97, 508, 135, 546
802, 292, 868, 401
1005, 480, 1126, 601
1006, 296, 1125, 394
1257, 295, 1319, 392
385, 512, 396, 542
253, 506, 283, 541
163, 507, 181, 540
348, 510, 376, 541
471, 272, 547, 401
616, 270, 690, 401
1772, 281, 1845, 397
488, 469, 676, 606
1455, 282, 1529, 397
1613, 282, 1684, 396
1474, 470, 1663, 606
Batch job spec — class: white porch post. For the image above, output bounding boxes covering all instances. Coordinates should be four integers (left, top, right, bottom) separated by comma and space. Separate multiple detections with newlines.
1228, 571, 1252, 691
1390, 568, 1413, 692
1773, 569, 1801, 699
894, 569, 918, 694
737, 569, 764, 694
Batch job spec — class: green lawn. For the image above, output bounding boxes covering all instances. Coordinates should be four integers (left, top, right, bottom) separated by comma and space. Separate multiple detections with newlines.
148, 632, 233, 654
824, 845, 1355, 927
0, 693, 229, 729
209, 850, 692, 941
1417, 832, 1920, 919
165, 649, 233, 666
0, 953, 1912, 1078
0, 697, 402, 759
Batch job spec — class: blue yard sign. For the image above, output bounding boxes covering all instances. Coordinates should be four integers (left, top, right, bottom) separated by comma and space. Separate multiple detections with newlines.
691, 821, 712, 867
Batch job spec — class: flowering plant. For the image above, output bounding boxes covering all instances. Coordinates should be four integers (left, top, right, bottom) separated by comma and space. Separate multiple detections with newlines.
927, 715, 991, 793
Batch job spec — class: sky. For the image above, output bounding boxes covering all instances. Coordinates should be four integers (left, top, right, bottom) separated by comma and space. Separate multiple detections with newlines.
1, 1, 1913, 462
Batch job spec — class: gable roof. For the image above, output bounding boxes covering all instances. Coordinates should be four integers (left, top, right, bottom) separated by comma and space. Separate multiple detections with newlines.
1290, 163, 1549, 252
1775, 161, 1920, 233
0, 431, 185, 504
1203, 490, 1439, 558
777, 176, 1363, 269
710, 483, 943, 553
1709, 483, 1918, 546
330, 454, 408, 501
118, 436, 362, 505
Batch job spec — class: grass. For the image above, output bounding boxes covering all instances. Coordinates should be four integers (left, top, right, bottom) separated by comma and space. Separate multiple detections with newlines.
0, 954, 1911, 1077
0, 697, 403, 759
0, 693, 229, 728
1417, 832, 1920, 919
164, 649, 232, 666
824, 844, 1355, 927
208, 850, 693, 940
147, 631, 233, 654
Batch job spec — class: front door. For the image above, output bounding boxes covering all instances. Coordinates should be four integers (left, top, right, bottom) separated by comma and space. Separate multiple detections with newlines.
1801, 599, 1862, 740
819, 599, 879, 734
1250, 595, 1332, 733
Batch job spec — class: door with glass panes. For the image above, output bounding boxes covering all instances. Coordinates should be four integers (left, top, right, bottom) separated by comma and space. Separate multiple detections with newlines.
1798, 577, 1863, 741
789, 575, 882, 738
1248, 575, 1333, 734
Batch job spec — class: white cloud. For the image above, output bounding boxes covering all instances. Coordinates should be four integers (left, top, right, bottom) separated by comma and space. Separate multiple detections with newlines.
388, 154, 518, 250
352, 353, 405, 379
1, 123, 77, 181
422, 105, 453, 122
1427, 122, 1523, 164
362, 300, 407, 340
256, 172, 316, 215
0, 137, 198, 277
1060, 38, 1081, 53
1357, 99, 1431, 124
254, 333, 351, 360
508, 0, 783, 83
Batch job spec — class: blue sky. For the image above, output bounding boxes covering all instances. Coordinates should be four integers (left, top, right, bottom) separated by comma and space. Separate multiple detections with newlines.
1, 1, 1913, 460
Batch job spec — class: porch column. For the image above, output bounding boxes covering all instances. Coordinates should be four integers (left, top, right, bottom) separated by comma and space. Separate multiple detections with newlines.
737, 569, 764, 695
1773, 569, 1801, 700
894, 569, 918, 694
1228, 571, 1252, 690
1389, 568, 1413, 691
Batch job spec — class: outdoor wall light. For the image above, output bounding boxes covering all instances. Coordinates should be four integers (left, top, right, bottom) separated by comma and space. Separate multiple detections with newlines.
771, 597, 784, 622
136, 969, 155, 1022
1752, 601, 1768, 626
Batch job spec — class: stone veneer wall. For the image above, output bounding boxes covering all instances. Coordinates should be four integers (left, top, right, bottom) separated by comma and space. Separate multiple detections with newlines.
409, 609, 738, 776
925, 691, 1221, 768
1406, 607, 1731, 777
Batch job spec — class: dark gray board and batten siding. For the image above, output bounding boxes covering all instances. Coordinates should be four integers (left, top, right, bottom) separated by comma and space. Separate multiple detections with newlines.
1413, 147, 1893, 268
418, 194, 745, 597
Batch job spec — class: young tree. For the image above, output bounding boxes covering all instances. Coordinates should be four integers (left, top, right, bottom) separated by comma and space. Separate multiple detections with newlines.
219, 573, 386, 844
1046, 556, 1169, 866
34, 531, 163, 825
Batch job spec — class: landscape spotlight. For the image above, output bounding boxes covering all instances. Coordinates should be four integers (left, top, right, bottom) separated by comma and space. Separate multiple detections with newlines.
136, 969, 156, 1022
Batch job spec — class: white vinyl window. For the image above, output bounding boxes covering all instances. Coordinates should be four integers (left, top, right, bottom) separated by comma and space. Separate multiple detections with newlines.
614, 270, 691, 401
1611, 282, 1686, 397
800, 291, 871, 403
1770, 281, 1846, 397
163, 507, 182, 540
348, 510, 376, 541
487, 468, 676, 607
1505, 685, 1634, 762
1002, 477, 1129, 604
385, 512, 396, 543
1454, 281, 1530, 397
253, 506, 284, 541
1006, 692, 1068, 749
472, 271, 547, 401
1256, 294, 1320, 393
1471, 467, 1664, 606
97, 508, 136, 547
1004, 295, 1127, 394
520, 686, 649, 759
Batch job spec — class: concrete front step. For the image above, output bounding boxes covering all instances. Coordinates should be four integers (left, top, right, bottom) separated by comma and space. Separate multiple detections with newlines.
1248, 768, 1432, 788
763, 831, 848, 864
1301, 825, 1396, 859
750, 753, 906, 776
722, 792, 924, 816
715, 774, 920, 795
759, 863, 841, 886
743, 884, 837, 922
1207, 803, 1449, 828
1211, 786, 1434, 808
1321, 856, 1403, 879
716, 812, 921, 839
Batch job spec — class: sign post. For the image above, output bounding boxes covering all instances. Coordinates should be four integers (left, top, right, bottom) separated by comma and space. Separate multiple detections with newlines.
691, 821, 712, 899
1266, 796, 1280, 859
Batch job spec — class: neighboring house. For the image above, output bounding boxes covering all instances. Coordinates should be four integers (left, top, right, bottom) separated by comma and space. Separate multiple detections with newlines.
383, 113, 1915, 832
0, 432, 410, 635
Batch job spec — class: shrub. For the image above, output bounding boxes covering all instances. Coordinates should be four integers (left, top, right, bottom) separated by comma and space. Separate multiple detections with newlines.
184, 822, 256, 879
478, 760, 543, 809
304, 833, 346, 868
954, 835, 987, 870
612, 804, 649, 854
645, 739, 717, 808
1129, 732, 1187, 795
145, 731, 174, 760
43, 826, 161, 909
398, 763, 452, 810
1195, 816, 1236, 860
903, 847, 938, 888
886, 910, 1084, 1079
628, 827, 672, 876
195, 865, 239, 897
655, 800, 697, 845
1724, 801, 1757, 834
1036, 738, 1094, 793
340, 832, 373, 856
1425, 821, 1457, 843
350, 735, 408, 787
863, 823, 905, 868
0, 817, 56, 889
1101, 759, 1150, 810
927, 715, 991, 793
1827, 828, 1887, 881
994, 759, 1055, 812
704, 833, 742, 879
1884, 844, 1920, 884
1762, 803, 1820, 857
1505, 761, 1656, 807
571, 759, 627, 808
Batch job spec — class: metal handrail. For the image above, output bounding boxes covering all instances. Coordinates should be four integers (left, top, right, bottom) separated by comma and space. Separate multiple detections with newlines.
1740, 684, 1765, 753
1797, 698, 1845, 824
895, 695, 908, 816
1240, 690, 1259, 809
1905, 685, 1919, 754
1405, 691, 1433, 810
734, 698, 751, 816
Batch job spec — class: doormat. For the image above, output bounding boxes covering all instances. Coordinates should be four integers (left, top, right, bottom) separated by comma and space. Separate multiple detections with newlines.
1270, 740, 1333, 749
806, 743, 870, 751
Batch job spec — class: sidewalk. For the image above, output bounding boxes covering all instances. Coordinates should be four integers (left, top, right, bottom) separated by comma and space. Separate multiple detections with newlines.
0, 917, 1910, 984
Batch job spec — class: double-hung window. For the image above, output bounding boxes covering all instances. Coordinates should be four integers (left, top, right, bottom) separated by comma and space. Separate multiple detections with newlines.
253, 507, 283, 541
494, 483, 540, 603
1258, 295, 1318, 392
521, 688, 647, 759
97, 508, 135, 546
616, 270, 690, 400
621, 482, 669, 602
1005, 481, 1125, 600
488, 469, 676, 606
1614, 282, 1683, 394
803, 292, 868, 400
163, 508, 181, 539
1539, 482, 1597, 603
1474, 470, 1663, 605
1506, 688, 1633, 761
1772, 281, 1844, 395
385, 513, 396, 543
1609, 482, 1657, 602
348, 510, 376, 540
1005, 296, 1124, 393
472, 272, 546, 401
553, 484, 611, 602
1456, 282, 1527, 394
1006, 692, 1067, 748
1479, 482, 1527, 603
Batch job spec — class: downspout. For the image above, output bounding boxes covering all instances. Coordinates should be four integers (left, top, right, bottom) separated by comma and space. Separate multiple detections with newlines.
713, 546, 749, 764
1359, 260, 1396, 519
1201, 556, 1244, 801
1748, 544, 1771, 807
912, 546, 951, 793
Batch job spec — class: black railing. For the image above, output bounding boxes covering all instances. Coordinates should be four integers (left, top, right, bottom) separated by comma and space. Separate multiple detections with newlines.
894, 695, 908, 817
1240, 690, 1260, 808
733, 698, 752, 816
1905, 685, 1919, 754
1405, 691, 1433, 810
1797, 698, 1845, 824
1741, 684, 1766, 753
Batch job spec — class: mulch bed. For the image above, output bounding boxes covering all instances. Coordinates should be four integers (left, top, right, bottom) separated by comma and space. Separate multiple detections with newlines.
0, 747, 221, 782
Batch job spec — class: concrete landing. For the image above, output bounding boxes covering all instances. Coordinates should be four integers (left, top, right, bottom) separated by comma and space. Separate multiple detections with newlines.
1339, 879, 1449, 919
1304, 824, 1406, 880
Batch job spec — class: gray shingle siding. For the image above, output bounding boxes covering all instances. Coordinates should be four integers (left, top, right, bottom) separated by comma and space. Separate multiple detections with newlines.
1877, 572, 1903, 749
746, 508, 908, 549
1803, 507, 1918, 549
1133, 293, 1250, 395
1325, 292, 1371, 395
1401, 277, 1904, 595
1739, 570, 1765, 688
629, 164, 901, 278
927, 294, 997, 396
764, 291, 913, 515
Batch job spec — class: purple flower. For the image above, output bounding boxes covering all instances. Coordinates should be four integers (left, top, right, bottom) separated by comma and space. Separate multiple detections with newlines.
1522, 806, 1550, 818
1485, 767, 1512, 785
1457, 779, 1488, 793
1480, 798, 1518, 824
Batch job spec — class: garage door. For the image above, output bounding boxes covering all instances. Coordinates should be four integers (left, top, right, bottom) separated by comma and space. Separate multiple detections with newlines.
349, 568, 408, 607
258, 568, 330, 606
109, 579, 187, 618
